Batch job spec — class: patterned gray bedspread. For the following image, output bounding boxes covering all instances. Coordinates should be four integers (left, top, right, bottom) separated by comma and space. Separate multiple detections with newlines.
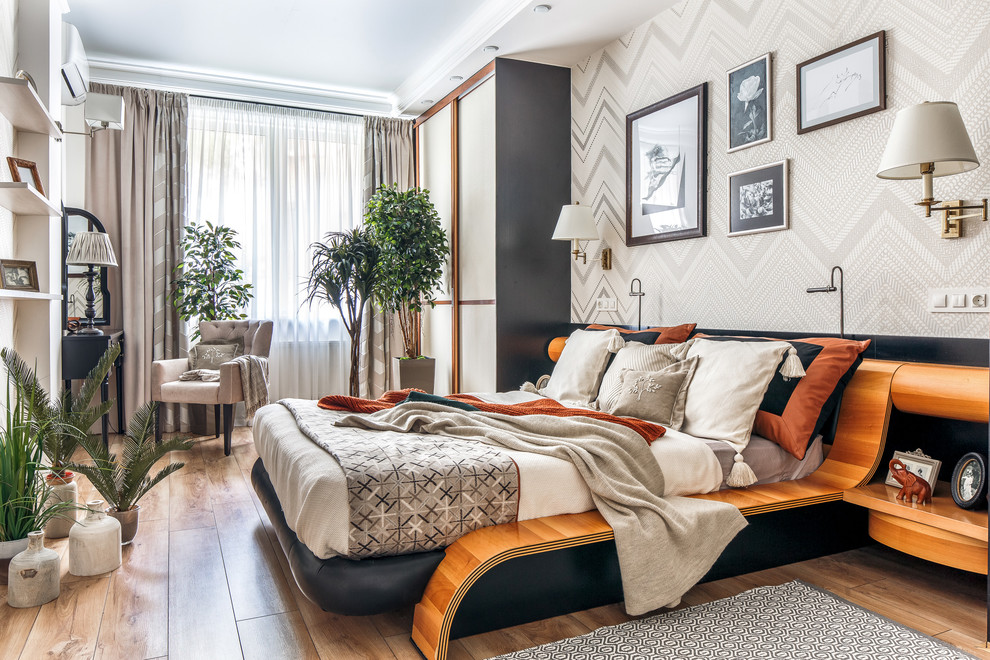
279, 399, 519, 558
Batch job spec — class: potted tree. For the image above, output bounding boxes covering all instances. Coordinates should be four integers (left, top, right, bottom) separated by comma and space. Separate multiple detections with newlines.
72, 401, 193, 545
2, 345, 119, 538
365, 185, 449, 393
305, 228, 380, 397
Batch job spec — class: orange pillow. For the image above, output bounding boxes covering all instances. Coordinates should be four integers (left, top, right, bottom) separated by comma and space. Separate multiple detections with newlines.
586, 323, 696, 345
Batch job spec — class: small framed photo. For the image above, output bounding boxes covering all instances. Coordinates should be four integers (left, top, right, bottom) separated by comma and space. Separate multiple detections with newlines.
5, 156, 45, 197
0, 259, 40, 292
728, 159, 788, 236
885, 449, 941, 489
950, 452, 987, 510
796, 30, 886, 134
626, 83, 708, 246
727, 53, 772, 152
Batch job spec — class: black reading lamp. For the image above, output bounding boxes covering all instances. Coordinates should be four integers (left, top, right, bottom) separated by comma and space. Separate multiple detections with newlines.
65, 231, 117, 335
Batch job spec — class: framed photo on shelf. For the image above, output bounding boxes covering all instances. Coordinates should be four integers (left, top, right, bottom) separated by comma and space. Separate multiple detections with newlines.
885, 449, 941, 489
5, 156, 45, 197
796, 30, 886, 134
728, 159, 788, 236
626, 82, 708, 246
0, 259, 40, 292
727, 52, 772, 152
950, 452, 987, 510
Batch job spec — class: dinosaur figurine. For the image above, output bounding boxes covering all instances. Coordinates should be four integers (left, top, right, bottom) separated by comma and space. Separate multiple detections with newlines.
889, 458, 933, 505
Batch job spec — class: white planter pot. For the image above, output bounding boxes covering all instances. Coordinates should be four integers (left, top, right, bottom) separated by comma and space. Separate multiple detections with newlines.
392, 357, 436, 394
44, 472, 78, 539
68, 500, 121, 576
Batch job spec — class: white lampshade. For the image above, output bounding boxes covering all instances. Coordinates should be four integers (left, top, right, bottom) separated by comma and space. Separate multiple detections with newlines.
552, 204, 598, 241
84, 93, 125, 131
66, 231, 118, 268
876, 102, 980, 180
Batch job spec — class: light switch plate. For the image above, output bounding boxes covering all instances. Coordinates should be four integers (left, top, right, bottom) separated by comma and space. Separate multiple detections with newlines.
928, 288, 989, 313
596, 297, 617, 312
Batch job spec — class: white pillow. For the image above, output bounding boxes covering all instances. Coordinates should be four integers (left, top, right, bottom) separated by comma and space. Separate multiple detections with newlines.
680, 339, 791, 451
541, 328, 623, 405
595, 342, 687, 411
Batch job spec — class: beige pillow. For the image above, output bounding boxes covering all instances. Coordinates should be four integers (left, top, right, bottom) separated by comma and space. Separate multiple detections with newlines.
596, 342, 687, 411
681, 339, 791, 451
605, 357, 699, 429
541, 328, 623, 405
189, 342, 241, 370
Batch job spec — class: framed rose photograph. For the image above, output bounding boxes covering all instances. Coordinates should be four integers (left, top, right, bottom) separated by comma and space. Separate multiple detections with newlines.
626, 83, 708, 246
0, 259, 40, 292
6, 156, 45, 197
727, 53, 772, 152
727, 159, 788, 237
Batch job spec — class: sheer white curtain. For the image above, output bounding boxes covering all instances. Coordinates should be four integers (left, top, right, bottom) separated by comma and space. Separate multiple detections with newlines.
187, 98, 364, 400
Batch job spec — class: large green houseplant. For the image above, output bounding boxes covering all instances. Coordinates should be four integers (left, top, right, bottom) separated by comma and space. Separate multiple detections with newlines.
365, 185, 448, 391
305, 227, 380, 397
170, 221, 254, 340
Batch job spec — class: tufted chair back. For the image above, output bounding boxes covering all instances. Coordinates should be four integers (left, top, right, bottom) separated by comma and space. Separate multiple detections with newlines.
198, 320, 273, 358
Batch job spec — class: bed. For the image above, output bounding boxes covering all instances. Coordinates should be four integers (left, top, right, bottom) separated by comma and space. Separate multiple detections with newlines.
251, 329, 895, 659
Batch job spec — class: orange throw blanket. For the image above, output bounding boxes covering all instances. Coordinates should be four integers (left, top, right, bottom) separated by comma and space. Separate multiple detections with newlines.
317, 389, 666, 444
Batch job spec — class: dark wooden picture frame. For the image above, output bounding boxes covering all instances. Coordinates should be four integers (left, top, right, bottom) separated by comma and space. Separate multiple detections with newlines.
951, 452, 987, 510
6, 156, 45, 197
0, 259, 40, 292
727, 53, 772, 153
728, 159, 789, 236
796, 30, 886, 134
626, 82, 708, 246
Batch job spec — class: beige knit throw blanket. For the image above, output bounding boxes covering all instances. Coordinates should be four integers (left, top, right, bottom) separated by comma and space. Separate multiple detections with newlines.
232, 355, 270, 419
336, 402, 747, 615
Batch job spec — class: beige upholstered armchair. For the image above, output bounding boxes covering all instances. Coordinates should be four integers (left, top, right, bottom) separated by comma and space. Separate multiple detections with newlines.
152, 320, 273, 455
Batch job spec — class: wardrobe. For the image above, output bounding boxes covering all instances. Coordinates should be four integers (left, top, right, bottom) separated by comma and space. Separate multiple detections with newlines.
416, 58, 572, 394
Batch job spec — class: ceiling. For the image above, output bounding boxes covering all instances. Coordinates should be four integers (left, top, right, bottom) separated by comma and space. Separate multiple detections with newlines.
63, 0, 673, 116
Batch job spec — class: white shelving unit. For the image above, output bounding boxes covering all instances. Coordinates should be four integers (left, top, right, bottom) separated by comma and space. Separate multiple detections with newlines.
0, 182, 62, 216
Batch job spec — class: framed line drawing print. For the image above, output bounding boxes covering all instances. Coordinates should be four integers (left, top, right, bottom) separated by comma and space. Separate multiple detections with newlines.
626, 82, 708, 246
727, 53, 772, 152
797, 31, 886, 134
728, 159, 789, 237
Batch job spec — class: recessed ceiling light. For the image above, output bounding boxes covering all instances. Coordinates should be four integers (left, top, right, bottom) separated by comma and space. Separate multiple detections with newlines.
482, 45, 499, 54
450, 75, 463, 82
534, 4, 551, 12
422, 99, 434, 105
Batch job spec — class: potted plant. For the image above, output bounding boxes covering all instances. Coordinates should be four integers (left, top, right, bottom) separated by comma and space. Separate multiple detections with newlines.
0, 352, 77, 583
71, 401, 193, 544
170, 221, 254, 340
305, 228, 380, 397
1, 345, 119, 538
365, 184, 449, 393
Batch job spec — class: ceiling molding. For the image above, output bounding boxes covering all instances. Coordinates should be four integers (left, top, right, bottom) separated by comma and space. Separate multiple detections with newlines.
88, 57, 401, 116
393, 0, 533, 114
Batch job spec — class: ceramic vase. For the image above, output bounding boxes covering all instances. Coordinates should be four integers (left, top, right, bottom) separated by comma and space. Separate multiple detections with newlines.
7, 530, 60, 607
0, 537, 30, 586
68, 500, 121, 576
107, 505, 140, 545
44, 471, 78, 539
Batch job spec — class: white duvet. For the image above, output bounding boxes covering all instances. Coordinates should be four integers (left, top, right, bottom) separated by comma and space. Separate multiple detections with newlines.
253, 390, 724, 560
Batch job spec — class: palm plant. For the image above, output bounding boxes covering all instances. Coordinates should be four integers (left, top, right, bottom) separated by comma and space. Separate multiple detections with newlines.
71, 401, 193, 514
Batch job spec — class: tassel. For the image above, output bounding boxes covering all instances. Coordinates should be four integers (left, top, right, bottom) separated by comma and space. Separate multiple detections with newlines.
779, 346, 806, 381
726, 453, 758, 488
520, 381, 539, 394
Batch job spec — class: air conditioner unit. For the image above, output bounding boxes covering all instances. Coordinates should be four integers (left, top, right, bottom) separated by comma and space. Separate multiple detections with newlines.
61, 22, 90, 106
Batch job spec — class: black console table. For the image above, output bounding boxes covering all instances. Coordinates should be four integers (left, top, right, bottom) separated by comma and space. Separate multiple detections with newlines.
62, 330, 124, 447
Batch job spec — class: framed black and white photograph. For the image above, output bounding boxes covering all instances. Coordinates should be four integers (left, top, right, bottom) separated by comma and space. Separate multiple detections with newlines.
797, 30, 886, 134
950, 452, 987, 510
6, 156, 45, 197
626, 83, 708, 246
0, 259, 40, 292
885, 449, 941, 489
727, 53, 772, 152
728, 159, 788, 236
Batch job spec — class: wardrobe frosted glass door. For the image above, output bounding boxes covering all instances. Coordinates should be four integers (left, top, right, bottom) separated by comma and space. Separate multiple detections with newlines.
418, 104, 454, 393
457, 77, 497, 392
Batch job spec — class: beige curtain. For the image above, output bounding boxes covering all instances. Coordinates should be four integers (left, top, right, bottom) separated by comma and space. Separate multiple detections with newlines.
86, 84, 189, 430
359, 116, 415, 398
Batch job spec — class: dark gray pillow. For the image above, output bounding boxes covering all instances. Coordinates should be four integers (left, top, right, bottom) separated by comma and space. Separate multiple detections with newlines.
189, 342, 242, 370
605, 357, 699, 430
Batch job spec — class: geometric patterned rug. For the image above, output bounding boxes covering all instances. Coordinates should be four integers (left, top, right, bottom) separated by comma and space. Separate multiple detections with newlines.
491, 581, 977, 659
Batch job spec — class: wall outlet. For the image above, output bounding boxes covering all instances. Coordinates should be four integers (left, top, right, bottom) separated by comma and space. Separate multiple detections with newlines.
928, 288, 989, 313
596, 297, 617, 312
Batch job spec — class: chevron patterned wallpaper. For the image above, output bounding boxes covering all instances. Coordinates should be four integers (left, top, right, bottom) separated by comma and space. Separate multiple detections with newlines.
570, 0, 990, 339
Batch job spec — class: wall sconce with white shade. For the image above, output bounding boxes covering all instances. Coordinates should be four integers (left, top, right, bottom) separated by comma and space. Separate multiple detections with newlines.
58, 92, 126, 138
876, 101, 987, 238
65, 231, 118, 335
551, 202, 612, 269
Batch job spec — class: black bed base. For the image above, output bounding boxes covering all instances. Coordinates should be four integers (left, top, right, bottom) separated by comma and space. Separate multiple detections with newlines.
252, 458, 869, 637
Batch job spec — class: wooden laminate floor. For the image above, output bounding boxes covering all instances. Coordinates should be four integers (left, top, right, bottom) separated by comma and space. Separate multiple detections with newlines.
1, 428, 987, 660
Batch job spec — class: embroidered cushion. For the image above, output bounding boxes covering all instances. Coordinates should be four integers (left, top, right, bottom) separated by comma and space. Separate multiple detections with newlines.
189, 342, 242, 370
605, 357, 699, 429
596, 342, 692, 412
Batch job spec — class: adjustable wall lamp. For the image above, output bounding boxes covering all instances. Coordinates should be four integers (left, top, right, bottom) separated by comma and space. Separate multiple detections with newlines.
806, 266, 844, 338
551, 202, 612, 270
58, 93, 126, 138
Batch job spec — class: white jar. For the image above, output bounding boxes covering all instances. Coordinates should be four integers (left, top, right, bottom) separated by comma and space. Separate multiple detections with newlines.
44, 471, 78, 539
68, 500, 122, 576
8, 530, 60, 607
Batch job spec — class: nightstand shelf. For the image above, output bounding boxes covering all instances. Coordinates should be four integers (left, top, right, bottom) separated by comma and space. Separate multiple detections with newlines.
0, 182, 61, 216
0, 75, 63, 138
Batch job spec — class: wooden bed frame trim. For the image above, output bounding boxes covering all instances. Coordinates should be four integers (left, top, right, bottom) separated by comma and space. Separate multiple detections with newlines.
412, 358, 901, 660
